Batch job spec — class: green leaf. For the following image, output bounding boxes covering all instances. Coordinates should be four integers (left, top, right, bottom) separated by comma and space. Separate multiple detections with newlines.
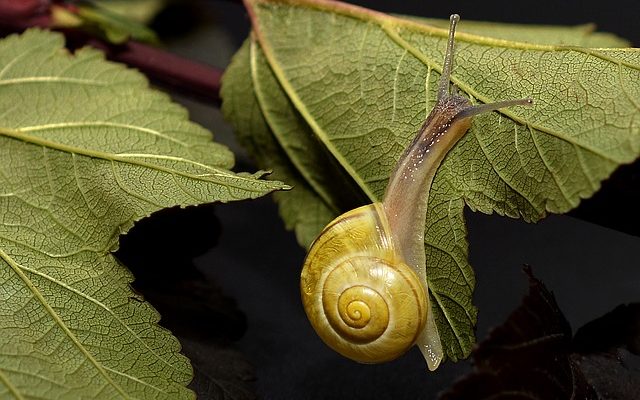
0, 29, 286, 398
52, 0, 163, 44
222, 0, 640, 362
92, 0, 167, 25
222, 38, 365, 248
411, 17, 629, 47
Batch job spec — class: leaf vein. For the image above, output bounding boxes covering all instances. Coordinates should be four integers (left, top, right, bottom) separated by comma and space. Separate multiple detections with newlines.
0, 127, 275, 193
391, 49, 407, 123
0, 36, 56, 80
573, 144, 599, 191
0, 77, 107, 87
618, 62, 640, 111
357, 24, 370, 99
430, 291, 466, 355
473, 126, 543, 215
0, 365, 70, 390
41, 148, 87, 245
110, 161, 164, 209
426, 239, 472, 289
0, 248, 130, 398
0, 229, 102, 258
103, 366, 169, 395
19, 122, 189, 148
72, 153, 100, 220
246, 32, 377, 201
527, 125, 574, 207
0, 367, 25, 400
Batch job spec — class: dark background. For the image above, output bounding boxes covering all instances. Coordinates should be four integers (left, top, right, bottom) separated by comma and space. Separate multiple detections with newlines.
123, 1, 640, 398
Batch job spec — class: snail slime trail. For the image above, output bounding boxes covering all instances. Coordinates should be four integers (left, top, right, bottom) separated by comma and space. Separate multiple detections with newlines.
300, 14, 532, 371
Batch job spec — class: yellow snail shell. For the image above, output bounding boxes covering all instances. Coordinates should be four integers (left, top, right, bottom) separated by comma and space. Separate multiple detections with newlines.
300, 14, 532, 369
301, 203, 427, 363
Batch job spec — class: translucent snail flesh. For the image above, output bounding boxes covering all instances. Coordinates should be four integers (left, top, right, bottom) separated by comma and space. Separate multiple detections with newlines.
300, 14, 532, 370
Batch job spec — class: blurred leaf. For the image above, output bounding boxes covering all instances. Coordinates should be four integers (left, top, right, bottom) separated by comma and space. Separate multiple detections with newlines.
413, 17, 629, 47
0, 29, 285, 399
573, 303, 640, 355
79, 2, 158, 43
439, 267, 598, 399
184, 339, 257, 400
222, 0, 640, 361
51, 1, 162, 44
93, 0, 167, 24
440, 268, 640, 399
572, 304, 640, 399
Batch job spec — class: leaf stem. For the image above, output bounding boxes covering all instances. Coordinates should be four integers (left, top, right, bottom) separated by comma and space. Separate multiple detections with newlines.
0, 0, 223, 104
76, 36, 224, 105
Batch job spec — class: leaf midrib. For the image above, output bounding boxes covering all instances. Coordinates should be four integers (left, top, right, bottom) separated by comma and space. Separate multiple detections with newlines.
0, 77, 108, 87
0, 127, 276, 192
20, 121, 189, 147
0, 367, 24, 400
249, 39, 341, 213
250, 0, 640, 54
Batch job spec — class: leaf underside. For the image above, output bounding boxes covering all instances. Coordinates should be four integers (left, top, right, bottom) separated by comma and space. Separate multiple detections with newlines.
0, 29, 285, 399
222, 0, 640, 362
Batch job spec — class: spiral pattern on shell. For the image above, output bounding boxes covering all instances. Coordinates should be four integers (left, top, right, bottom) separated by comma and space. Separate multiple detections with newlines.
300, 204, 428, 363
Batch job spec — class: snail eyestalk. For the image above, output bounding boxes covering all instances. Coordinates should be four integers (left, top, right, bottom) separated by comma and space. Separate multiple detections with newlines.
437, 14, 460, 101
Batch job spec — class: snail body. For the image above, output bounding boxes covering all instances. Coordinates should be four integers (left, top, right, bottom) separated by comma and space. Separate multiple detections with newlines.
301, 14, 532, 370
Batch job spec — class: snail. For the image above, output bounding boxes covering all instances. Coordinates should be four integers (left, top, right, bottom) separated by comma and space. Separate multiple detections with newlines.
300, 14, 532, 370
